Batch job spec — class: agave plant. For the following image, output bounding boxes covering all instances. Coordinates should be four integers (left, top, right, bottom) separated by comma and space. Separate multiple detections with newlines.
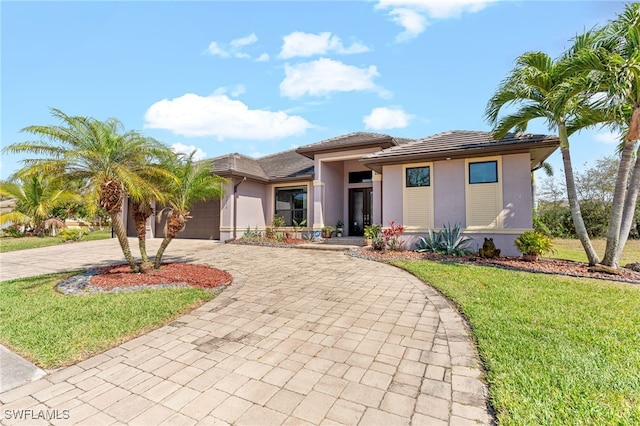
415, 224, 472, 256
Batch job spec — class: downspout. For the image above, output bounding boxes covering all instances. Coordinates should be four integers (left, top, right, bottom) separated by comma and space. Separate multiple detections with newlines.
233, 177, 247, 240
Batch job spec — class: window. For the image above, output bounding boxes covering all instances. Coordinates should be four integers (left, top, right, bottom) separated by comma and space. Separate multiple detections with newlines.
469, 161, 498, 184
406, 166, 430, 187
349, 170, 372, 184
403, 163, 433, 229
275, 186, 307, 226
465, 157, 503, 229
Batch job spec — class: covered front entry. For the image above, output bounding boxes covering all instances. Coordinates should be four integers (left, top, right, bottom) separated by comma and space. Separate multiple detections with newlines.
349, 187, 373, 236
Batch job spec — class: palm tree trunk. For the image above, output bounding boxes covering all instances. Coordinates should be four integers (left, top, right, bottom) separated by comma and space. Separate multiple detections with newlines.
616, 153, 640, 260
110, 212, 139, 272
154, 237, 173, 269
559, 125, 600, 265
132, 202, 152, 264
602, 136, 638, 267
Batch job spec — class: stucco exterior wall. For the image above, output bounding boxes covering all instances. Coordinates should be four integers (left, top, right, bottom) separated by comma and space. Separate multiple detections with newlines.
381, 164, 403, 224
501, 153, 533, 229
381, 154, 533, 256
219, 179, 267, 241
433, 159, 466, 228
321, 161, 344, 229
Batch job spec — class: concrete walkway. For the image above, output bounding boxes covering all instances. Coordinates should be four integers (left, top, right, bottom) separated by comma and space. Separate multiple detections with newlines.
0, 239, 490, 425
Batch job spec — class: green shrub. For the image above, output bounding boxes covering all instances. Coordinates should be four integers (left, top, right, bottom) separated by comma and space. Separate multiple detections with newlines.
514, 231, 553, 256
58, 228, 88, 242
364, 224, 382, 240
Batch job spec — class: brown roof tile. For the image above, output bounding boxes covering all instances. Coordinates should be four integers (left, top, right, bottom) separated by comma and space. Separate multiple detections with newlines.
296, 132, 400, 158
361, 130, 559, 170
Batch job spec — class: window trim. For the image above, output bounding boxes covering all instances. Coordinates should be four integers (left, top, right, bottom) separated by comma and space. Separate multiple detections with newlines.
274, 184, 309, 226
402, 162, 434, 230
468, 160, 498, 184
405, 165, 431, 188
464, 156, 503, 230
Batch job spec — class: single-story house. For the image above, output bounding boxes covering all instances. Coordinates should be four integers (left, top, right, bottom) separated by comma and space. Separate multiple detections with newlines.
122, 130, 559, 256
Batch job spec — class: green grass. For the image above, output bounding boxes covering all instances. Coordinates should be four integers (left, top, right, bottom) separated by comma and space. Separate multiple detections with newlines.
0, 229, 111, 253
0, 272, 216, 368
394, 260, 640, 425
551, 238, 640, 266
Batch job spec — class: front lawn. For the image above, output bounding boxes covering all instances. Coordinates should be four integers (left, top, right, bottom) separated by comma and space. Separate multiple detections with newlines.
552, 238, 640, 266
0, 272, 216, 368
395, 260, 640, 425
0, 229, 111, 252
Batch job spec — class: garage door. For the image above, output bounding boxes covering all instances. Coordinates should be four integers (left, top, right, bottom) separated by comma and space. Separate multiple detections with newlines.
155, 199, 221, 240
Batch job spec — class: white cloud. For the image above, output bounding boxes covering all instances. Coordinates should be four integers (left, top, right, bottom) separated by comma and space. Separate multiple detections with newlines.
278, 32, 369, 59
230, 84, 246, 97
389, 8, 428, 41
171, 143, 208, 161
594, 131, 621, 144
230, 33, 258, 47
363, 107, 414, 130
256, 53, 270, 62
280, 58, 390, 99
205, 33, 262, 60
206, 41, 230, 57
144, 92, 313, 140
376, 0, 497, 41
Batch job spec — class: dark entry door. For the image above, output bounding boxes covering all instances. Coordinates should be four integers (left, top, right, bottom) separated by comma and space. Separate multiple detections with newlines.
349, 188, 373, 236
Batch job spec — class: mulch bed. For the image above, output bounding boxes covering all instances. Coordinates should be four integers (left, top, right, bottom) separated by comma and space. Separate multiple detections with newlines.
229, 237, 307, 248
90, 263, 233, 289
350, 246, 640, 284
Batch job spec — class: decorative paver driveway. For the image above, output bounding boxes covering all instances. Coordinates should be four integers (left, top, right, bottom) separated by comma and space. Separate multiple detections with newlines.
0, 240, 490, 425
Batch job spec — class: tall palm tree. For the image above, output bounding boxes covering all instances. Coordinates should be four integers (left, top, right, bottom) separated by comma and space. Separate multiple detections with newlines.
485, 50, 601, 265
2, 108, 171, 271
570, 3, 640, 267
154, 151, 226, 269
0, 174, 79, 235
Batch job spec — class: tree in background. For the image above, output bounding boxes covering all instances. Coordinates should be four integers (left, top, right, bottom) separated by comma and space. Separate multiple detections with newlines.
535, 155, 639, 240
0, 174, 79, 235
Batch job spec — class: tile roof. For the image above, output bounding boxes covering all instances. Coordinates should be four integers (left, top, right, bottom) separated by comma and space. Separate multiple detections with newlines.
257, 149, 314, 180
361, 130, 559, 169
208, 150, 313, 182
210, 153, 270, 181
296, 132, 401, 158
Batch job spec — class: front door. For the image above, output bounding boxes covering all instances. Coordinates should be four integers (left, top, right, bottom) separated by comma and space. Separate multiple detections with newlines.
349, 188, 373, 236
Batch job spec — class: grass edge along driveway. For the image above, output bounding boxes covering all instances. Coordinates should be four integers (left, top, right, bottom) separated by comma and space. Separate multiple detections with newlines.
0, 272, 217, 369
394, 260, 640, 426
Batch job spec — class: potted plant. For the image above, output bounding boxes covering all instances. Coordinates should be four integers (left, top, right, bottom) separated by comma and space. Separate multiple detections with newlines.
514, 231, 553, 261
336, 220, 344, 237
364, 224, 382, 246
321, 225, 335, 238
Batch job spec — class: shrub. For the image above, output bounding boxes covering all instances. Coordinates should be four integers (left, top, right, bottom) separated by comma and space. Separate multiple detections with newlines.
242, 226, 262, 239
59, 228, 88, 242
514, 231, 553, 256
416, 223, 472, 256
364, 224, 382, 240
383, 221, 404, 251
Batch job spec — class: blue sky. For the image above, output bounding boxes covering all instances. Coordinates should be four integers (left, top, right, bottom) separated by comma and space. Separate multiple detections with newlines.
1, 1, 626, 181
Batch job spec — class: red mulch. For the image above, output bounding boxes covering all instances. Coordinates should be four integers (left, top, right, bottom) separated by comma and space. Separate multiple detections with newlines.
354, 247, 640, 284
90, 263, 233, 289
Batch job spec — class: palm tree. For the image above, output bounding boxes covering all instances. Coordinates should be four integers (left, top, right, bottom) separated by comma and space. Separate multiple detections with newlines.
2, 108, 171, 271
154, 151, 226, 269
485, 50, 601, 265
570, 3, 640, 267
0, 174, 79, 235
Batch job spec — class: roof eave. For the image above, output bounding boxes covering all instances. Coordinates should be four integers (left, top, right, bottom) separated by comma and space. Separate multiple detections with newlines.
360, 139, 560, 172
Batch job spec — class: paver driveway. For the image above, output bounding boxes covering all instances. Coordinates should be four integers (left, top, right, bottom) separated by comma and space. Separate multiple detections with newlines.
0, 239, 490, 425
